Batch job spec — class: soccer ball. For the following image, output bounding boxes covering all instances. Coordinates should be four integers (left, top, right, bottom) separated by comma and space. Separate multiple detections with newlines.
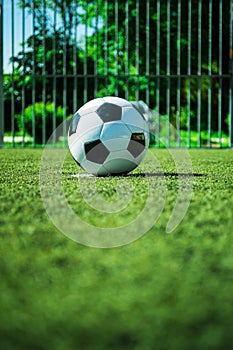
68, 96, 149, 176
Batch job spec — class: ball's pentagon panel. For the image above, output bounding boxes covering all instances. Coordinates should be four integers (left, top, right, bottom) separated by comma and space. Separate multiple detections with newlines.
97, 102, 122, 123
134, 147, 148, 165
100, 121, 131, 152
84, 139, 110, 164
127, 133, 146, 158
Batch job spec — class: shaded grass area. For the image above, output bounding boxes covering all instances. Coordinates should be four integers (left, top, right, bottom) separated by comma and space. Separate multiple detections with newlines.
0, 148, 233, 350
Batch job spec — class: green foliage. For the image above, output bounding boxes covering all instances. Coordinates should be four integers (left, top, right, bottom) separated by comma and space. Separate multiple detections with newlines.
4, 0, 232, 135
16, 102, 65, 144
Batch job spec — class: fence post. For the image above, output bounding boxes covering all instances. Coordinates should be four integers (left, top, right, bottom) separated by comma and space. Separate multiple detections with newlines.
230, 1, 233, 147
230, 47, 233, 147
0, 0, 3, 147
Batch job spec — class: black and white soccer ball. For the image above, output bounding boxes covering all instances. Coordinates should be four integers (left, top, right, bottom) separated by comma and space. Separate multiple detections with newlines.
68, 96, 149, 176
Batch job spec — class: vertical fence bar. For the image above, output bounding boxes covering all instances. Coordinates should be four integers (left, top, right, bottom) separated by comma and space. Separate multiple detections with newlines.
0, 0, 3, 147
135, 0, 139, 101
94, 0, 98, 98
84, 0, 87, 103
218, 0, 222, 147
156, 0, 160, 147
176, 0, 181, 146
187, 0, 192, 148
32, 0, 36, 147
166, 0, 170, 147
21, 0, 25, 147
83, 0, 88, 103
125, 0, 129, 100
52, 0, 57, 146
42, 0, 46, 146
197, 0, 202, 148
11, 0, 15, 147
146, 0, 150, 106
104, 0, 108, 95
115, 0, 118, 96
73, 0, 77, 113
207, 0, 212, 148
63, 0, 67, 145
230, 0, 233, 147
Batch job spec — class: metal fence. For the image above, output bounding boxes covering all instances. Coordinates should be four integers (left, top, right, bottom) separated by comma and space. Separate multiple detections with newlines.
0, 0, 233, 148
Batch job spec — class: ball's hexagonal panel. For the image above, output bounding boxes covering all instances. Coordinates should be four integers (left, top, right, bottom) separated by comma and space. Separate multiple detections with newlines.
121, 106, 148, 132
97, 103, 122, 123
78, 98, 104, 115
68, 131, 78, 149
76, 112, 103, 138
104, 150, 138, 174
103, 96, 132, 107
69, 137, 86, 165
100, 121, 131, 152
80, 158, 109, 176
131, 104, 146, 120
96, 166, 110, 176
69, 112, 81, 136
127, 132, 146, 158
125, 119, 149, 137
84, 139, 110, 164
104, 158, 137, 175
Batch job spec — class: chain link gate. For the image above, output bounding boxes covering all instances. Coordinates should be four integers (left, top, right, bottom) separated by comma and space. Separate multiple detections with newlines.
0, 0, 233, 148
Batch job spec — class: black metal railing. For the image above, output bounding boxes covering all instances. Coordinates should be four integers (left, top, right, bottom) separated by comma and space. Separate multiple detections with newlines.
0, 0, 233, 148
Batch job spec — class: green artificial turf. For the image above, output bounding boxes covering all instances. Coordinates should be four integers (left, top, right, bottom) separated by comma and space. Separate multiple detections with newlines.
0, 148, 233, 350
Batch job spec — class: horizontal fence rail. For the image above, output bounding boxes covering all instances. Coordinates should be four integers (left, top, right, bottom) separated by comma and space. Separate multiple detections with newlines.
0, 0, 233, 148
